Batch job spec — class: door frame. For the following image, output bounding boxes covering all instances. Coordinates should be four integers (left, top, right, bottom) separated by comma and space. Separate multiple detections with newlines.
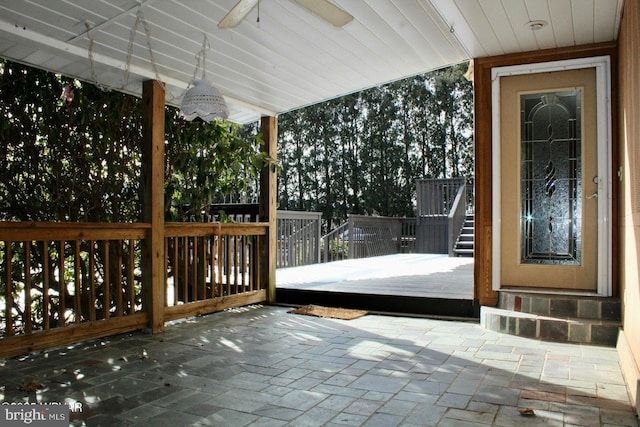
491, 56, 613, 296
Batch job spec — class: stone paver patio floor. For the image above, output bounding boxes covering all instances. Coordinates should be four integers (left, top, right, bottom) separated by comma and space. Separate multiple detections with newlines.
1, 305, 638, 426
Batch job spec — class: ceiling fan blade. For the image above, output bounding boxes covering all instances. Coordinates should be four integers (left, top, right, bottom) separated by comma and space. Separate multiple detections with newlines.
292, 0, 353, 27
218, 0, 260, 29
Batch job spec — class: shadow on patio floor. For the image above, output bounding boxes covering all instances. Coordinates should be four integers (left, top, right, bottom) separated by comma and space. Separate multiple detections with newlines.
1, 304, 637, 426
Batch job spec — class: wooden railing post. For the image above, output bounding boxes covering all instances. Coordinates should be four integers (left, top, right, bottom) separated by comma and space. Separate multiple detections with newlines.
259, 116, 277, 303
141, 80, 165, 332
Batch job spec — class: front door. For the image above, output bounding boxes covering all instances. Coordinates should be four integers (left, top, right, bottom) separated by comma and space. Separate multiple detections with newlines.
499, 68, 598, 291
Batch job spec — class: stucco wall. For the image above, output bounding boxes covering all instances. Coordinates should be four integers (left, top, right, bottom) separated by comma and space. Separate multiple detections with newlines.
617, 0, 640, 411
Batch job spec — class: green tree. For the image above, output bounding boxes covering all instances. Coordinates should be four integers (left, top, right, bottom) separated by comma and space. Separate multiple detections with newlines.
277, 109, 308, 211
276, 62, 474, 228
431, 64, 474, 178
335, 94, 363, 220
0, 60, 271, 223
0, 61, 143, 222
164, 114, 270, 221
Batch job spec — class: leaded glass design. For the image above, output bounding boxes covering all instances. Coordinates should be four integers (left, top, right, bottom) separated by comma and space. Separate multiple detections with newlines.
520, 90, 582, 265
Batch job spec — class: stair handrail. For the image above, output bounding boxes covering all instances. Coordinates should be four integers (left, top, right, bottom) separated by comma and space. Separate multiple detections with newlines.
321, 220, 351, 262
447, 180, 467, 257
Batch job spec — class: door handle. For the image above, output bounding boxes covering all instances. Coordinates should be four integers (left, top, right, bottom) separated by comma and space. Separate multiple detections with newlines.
586, 192, 598, 199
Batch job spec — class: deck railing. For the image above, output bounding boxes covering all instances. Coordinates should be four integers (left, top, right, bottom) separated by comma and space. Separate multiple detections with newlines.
276, 211, 322, 268
401, 217, 417, 253
207, 205, 323, 269
163, 222, 267, 322
416, 178, 468, 254
0, 221, 268, 358
0, 222, 150, 357
322, 215, 414, 262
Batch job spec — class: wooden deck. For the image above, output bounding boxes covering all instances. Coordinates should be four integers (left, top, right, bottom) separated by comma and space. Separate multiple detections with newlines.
276, 254, 475, 318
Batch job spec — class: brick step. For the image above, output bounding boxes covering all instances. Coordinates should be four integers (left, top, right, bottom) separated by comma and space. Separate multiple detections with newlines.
498, 290, 621, 321
480, 306, 620, 346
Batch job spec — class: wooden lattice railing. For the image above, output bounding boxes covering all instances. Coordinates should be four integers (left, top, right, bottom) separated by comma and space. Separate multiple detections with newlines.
207, 205, 323, 269
0, 221, 268, 358
0, 222, 150, 357
163, 222, 267, 321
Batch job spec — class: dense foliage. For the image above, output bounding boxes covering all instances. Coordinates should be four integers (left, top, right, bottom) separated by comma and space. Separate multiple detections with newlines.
1, 58, 473, 228
277, 63, 473, 227
164, 116, 268, 221
0, 59, 268, 223
0, 60, 271, 330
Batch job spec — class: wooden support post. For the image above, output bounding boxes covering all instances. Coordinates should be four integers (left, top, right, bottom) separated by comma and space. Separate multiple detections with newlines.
473, 57, 499, 308
259, 116, 277, 303
141, 80, 165, 332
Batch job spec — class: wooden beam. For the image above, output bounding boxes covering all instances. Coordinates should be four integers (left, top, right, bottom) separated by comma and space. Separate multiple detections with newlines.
0, 222, 149, 241
259, 116, 277, 303
141, 80, 166, 332
163, 290, 268, 322
0, 314, 148, 360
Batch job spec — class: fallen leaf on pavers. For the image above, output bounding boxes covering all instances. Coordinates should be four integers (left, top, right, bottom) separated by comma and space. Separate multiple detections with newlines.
18, 380, 43, 392
518, 408, 536, 417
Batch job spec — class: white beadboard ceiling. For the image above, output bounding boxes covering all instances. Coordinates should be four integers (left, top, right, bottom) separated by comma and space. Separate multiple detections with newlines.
0, 0, 624, 123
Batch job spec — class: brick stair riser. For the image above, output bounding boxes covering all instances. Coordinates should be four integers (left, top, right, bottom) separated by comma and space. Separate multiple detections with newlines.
481, 310, 619, 347
498, 292, 621, 322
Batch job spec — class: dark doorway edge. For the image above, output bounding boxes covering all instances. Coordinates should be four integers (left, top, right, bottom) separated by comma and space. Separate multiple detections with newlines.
276, 288, 478, 320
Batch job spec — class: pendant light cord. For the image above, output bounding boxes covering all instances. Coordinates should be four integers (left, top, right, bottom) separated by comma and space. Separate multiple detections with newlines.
189, 34, 210, 87
122, 9, 161, 89
86, 22, 108, 91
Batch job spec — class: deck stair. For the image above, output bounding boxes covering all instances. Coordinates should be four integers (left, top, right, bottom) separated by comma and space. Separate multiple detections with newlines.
481, 291, 621, 346
453, 214, 474, 257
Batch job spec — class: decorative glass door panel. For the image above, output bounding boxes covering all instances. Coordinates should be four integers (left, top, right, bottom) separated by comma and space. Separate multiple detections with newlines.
499, 68, 598, 291
520, 90, 582, 265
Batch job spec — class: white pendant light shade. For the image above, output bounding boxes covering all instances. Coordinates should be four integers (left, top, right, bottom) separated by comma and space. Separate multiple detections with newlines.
181, 79, 229, 122
180, 34, 229, 122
